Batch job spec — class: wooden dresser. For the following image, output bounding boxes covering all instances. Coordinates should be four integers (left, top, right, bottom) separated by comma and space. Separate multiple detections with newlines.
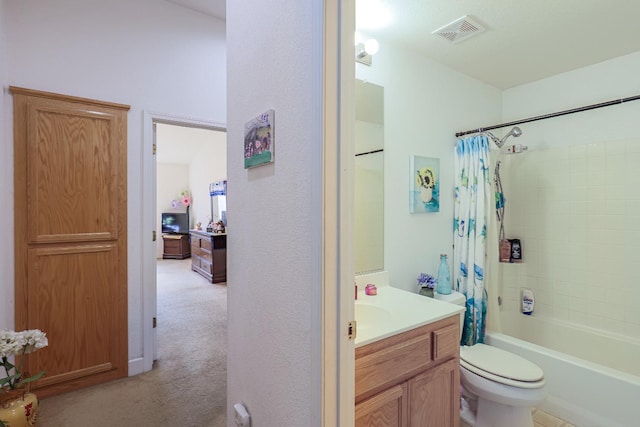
190, 230, 227, 283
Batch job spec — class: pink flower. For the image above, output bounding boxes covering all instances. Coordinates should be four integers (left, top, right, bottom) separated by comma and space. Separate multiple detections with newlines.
182, 196, 191, 206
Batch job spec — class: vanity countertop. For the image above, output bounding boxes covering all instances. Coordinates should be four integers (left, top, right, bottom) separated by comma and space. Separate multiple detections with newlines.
355, 284, 464, 347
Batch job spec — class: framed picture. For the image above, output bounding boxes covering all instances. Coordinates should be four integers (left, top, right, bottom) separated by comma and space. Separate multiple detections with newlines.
244, 109, 275, 168
410, 155, 440, 213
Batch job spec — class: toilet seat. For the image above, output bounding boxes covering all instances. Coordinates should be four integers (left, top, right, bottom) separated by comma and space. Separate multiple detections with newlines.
460, 344, 545, 389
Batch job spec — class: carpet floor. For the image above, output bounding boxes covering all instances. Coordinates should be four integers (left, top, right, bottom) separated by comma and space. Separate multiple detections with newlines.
37, 258, 227, 427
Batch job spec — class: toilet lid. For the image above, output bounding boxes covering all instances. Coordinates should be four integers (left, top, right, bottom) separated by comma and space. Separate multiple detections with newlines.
460, 344, 544, 384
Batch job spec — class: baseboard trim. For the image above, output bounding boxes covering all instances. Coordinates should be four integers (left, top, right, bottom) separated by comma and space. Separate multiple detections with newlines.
128, 357, 145, 376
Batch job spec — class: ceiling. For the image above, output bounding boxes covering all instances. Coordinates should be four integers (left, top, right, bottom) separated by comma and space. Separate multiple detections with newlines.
167, 0, 640, 90
164, 0, 225, 20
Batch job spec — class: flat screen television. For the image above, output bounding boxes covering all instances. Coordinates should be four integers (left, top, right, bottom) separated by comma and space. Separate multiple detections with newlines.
162, 212, 189, 234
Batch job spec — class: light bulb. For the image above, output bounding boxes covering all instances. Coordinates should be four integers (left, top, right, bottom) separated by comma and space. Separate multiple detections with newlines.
364, 39, 379, 55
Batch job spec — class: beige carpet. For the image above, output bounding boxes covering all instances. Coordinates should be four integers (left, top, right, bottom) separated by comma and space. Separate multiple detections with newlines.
37, 259, 227, 427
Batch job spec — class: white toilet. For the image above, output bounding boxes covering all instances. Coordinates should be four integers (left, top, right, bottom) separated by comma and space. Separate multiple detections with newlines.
435, 291, 547, 427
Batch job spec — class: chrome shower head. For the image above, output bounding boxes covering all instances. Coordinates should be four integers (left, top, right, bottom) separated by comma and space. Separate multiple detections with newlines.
508, 126, 522, 139
488, 126, 523, 148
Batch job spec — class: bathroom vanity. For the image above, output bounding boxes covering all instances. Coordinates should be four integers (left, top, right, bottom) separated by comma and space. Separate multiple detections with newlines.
354, 279, 463, 427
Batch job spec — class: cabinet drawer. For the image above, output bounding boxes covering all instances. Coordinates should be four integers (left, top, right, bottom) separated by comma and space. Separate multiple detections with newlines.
200, 258, 212, 274
191, 256, 201, 269
164, 239, 180, 249
201, 238, 212, 251
356, 331, 431, 401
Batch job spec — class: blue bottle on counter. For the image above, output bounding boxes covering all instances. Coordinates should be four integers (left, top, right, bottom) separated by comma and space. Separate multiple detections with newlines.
436, 254, 452, 295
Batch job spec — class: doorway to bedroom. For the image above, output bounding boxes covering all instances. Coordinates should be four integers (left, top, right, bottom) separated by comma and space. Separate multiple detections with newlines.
154, 122, 228, 423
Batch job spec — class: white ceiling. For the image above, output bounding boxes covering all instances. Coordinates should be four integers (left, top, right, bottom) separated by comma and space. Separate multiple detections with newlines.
168, 0, 640, 90
359, 0, 640, 89
164, 0, 225, 20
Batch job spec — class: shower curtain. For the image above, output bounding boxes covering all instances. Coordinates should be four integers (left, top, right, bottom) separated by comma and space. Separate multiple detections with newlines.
454, 135, 491, 345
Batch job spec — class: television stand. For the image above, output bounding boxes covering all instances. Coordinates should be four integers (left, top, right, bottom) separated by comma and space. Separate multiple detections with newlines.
162, 234, 191, 259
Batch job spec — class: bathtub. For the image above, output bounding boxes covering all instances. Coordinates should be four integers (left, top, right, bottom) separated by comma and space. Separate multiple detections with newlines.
485, 312, 640, 427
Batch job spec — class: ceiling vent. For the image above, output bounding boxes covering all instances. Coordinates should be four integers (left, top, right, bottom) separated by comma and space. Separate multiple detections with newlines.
432, 15, 486, 44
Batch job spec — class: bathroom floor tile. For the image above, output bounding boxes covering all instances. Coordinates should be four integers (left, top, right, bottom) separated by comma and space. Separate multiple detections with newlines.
532, 408, 575, 427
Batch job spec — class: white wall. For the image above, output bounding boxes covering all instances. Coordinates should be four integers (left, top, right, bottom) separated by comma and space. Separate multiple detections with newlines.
499, 51, 640, 339
226, 1, 323, 425
1, 0, 226, 366
356, 39, 503, 293
188, 132, 226, 227
156, 163, 189, 258
502, 51, 640, 148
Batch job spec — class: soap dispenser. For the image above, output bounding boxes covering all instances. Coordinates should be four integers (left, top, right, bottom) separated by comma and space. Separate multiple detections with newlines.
436, 254, 452, 295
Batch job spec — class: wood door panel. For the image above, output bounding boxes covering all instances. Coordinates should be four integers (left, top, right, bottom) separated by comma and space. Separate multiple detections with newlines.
12, 86, 129, 397
408, 359, 459, 427
26, 244, 124, 389
356, 383, 407, 427
27, 102, 120, 244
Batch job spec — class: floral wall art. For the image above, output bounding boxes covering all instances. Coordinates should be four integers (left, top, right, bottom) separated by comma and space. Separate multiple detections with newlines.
410, 155, 440, 213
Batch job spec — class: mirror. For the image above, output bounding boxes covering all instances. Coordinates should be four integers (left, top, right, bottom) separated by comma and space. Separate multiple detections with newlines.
209, 180, 227, 232
354, 79, 384, 273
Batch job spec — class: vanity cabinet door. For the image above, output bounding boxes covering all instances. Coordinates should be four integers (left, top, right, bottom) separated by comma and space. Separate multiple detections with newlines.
407, 358, 459, 427
355, 315, 460, 427
355, 383, 407, 427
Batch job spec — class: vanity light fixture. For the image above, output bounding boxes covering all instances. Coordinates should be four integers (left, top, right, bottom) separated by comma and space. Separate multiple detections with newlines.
355, 38, 379, 66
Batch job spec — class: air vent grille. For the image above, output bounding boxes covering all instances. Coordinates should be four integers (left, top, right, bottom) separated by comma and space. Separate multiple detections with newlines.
432, 15, 486, 44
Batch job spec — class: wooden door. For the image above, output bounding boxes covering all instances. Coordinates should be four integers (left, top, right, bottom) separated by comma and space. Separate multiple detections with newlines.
11, 87, 129, 398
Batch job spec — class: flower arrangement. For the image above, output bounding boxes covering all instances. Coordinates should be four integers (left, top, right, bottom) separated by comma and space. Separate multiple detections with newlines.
180, 190, 191, 207
0, 329, 48, 390
416, 273, 436, 290
415, 167, 435, 190
170, 190, 191, 209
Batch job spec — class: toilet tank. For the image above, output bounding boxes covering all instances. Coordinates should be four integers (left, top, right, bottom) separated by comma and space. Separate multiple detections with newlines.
434, 290, 466, 339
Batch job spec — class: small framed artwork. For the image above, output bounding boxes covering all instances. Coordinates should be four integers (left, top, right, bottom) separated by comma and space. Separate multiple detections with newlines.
410, 155, 440, 213
244, 109, 275, 169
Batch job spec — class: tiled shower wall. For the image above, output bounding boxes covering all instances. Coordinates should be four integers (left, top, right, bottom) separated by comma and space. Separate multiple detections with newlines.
498, 138, 640, 340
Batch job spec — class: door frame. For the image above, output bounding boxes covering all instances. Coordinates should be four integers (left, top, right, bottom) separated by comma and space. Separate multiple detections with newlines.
321, 0, 356, 424
139, 111, 226, 374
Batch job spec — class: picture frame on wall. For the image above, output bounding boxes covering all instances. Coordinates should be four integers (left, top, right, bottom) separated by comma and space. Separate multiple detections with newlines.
244, 109, 275, 169
410, 155, 440, 213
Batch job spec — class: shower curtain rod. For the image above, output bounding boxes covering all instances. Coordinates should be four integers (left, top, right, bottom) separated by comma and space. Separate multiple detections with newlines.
455, 93, 640, 138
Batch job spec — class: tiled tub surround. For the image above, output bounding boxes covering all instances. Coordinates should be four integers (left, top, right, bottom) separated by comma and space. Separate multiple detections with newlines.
492, 139, 640, 426
498, 138, 640, 342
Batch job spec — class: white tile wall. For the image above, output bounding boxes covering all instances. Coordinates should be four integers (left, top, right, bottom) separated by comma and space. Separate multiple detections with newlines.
498, 139, 640, 340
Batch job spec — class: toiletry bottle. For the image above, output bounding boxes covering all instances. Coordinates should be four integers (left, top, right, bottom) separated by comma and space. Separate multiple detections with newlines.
436, 254, 452, 295
522, 288, 534, 315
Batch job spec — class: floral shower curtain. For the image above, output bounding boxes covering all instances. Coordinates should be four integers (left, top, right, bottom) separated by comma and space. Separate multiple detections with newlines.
454, 135, 491, 346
